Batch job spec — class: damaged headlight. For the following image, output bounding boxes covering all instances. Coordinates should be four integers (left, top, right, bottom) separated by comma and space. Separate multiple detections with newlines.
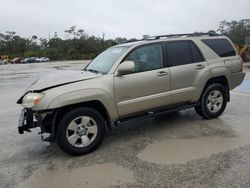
21, 92, 45, 108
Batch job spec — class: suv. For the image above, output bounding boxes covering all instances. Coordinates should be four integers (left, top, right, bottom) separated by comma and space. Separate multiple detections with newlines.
17, 33, 245, 155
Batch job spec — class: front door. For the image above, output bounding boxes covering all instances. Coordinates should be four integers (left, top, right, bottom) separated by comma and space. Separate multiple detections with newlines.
114, 43, 171, 117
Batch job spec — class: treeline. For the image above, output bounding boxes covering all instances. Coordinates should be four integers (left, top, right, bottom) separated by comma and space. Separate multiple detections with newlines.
217, 19, 250, 46
0, 20, 249, 60
0, 26, 129, 60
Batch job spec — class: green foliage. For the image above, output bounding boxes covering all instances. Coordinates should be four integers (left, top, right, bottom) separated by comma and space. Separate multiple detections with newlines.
67, 48, 80, 60
83, 53, 96, 60
1, 20, 248, 60
24, 50, 44, 58
218, 19, 250, 46
0, 27, 120, 60
45, 49, 63, 60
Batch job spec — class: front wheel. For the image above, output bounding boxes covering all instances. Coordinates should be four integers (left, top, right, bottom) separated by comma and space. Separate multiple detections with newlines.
195, 83, 228, 119
57, 107, 106, 156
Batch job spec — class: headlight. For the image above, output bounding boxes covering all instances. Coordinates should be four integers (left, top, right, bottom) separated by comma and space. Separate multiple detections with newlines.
21, 93, 45, 108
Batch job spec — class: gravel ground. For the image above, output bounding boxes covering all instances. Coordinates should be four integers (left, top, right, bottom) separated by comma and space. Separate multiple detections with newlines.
0, 61, 250, 188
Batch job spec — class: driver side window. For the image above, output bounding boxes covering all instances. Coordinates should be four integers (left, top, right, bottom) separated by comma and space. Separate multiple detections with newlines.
125, 43, 164, 73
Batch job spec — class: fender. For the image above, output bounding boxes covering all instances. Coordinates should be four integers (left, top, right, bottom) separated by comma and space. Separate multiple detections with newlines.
192, 66, 230, 102
47, 88, 119, 122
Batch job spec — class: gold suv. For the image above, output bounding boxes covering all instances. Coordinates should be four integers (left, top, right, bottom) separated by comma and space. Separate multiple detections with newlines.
17, 33, 245, 155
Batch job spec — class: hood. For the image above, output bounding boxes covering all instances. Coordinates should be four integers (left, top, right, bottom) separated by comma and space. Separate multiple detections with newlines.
26, 69, 98, 92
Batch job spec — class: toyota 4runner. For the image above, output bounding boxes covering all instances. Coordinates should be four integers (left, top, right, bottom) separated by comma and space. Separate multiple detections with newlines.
17, 33, 245, 155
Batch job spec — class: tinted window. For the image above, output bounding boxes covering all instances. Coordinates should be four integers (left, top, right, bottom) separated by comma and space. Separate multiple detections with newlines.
189, 42, 204, 63
125, 44, 163, 73
166, 41, 192, 66
201, 39, 236, 57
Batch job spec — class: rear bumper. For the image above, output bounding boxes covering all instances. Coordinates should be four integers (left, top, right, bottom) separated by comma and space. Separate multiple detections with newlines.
228, 72, 246, 90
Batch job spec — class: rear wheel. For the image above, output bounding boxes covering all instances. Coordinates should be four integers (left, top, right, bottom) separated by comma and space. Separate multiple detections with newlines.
195, 83, 228, 119
57, 107, 106, 156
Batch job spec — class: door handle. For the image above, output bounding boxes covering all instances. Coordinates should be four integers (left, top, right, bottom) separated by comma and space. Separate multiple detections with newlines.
157, 71, 168, 77
196, 64, 205, 69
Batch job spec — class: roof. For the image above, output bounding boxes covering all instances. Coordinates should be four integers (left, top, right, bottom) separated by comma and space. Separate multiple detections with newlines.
114, 32, 225, 48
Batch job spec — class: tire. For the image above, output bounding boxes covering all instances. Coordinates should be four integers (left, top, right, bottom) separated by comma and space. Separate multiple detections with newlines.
195, 83, 228, 119
194, 106, 203, 117
56, 107, 106, 156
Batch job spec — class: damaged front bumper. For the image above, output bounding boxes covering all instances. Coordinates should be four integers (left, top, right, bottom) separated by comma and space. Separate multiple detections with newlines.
18, 109, 38, 134
18, 108, 56, 142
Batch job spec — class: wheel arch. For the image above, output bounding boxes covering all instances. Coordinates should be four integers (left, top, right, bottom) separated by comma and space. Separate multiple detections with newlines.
52, 100, 113, 139
200, 75, 230, 102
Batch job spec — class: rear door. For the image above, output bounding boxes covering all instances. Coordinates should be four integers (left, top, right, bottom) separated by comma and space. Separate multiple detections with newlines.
165, 40, 208, 104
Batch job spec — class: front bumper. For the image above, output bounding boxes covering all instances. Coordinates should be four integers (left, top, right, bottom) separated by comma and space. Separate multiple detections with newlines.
18, 109, 38, 134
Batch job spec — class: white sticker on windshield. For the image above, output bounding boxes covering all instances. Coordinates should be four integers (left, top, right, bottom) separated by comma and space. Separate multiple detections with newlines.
111, 48, 122, 53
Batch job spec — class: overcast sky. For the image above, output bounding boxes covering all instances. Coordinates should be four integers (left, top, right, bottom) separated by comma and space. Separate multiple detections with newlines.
0, 0, 249, 40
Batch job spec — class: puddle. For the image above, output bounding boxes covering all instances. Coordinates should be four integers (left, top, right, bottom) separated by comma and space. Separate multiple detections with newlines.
138, 137, 250, 165
234, 79, 250, 93
19, 163, 135, 188
138, 89, 250, 165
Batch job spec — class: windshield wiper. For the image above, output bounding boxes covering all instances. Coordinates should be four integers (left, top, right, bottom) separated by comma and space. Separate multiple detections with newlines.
86, 69, 100, 74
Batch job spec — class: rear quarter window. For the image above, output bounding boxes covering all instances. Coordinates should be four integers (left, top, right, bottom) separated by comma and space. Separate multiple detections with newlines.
201, 39, 236, 57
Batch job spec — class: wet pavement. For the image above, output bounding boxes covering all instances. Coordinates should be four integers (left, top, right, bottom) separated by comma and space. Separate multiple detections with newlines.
235, 79, 250, 93
0, 62, 250, 188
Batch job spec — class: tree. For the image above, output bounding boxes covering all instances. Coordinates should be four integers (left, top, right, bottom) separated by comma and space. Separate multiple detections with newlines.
76, 29, 87, 39
67, 48, 80, 59
32, 35, 38, 40
45, 48, 63, 60
217, 20, 228, 34
39, 38, 48, 50
142, 35, 150, 39
65, 26, 77, 39
5, 31, 16, 40
218, 19, 250, 45
53, 32, 58, 39
114, 37, 127, 44
0, 26, 127, 60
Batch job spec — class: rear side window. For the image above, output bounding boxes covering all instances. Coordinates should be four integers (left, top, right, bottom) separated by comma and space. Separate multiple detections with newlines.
165, 41, 204, 67
201, 39, 236, 57
166, 41, 192, 66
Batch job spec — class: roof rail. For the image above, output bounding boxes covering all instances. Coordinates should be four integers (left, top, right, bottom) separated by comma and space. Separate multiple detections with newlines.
145, 31, 219, 40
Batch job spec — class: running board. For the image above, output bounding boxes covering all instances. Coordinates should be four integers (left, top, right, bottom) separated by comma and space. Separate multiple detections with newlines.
115, 102, 200, 126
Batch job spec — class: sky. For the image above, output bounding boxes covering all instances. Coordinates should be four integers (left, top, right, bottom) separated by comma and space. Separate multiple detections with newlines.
0, 0, 249, 40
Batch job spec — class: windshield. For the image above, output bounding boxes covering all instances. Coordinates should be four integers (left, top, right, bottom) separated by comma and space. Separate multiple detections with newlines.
85, 46, 128, 74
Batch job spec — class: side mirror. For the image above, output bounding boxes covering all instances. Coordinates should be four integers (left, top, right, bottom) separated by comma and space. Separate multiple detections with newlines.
116, 61, 135, 76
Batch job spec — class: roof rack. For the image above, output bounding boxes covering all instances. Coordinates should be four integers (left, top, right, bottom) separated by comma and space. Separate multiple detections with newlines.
145, 31, 219, 40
